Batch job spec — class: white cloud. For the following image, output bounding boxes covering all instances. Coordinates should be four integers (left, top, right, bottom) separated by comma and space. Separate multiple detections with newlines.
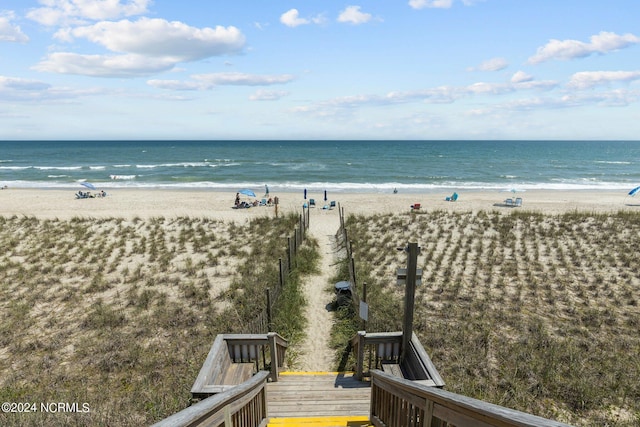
0, 75, 105, 102
568, 70, 640, 89
36, 18, 246, 77
337, 6, 373, 25
280, 9, 326, 27
0, 76, 50, 91
294, 74, 559, 117
148, 72, 296, 91
58, 18, 245, 60
280, 9, 309, 27
409, 0, 454, 9
33, 52, 178, 77
27, 0, 151, 26
511, 71, 533, 83
528, 31, 640, 64
0, 12, 29, 43
469, 57, 508, 72
249, 90, 289, 101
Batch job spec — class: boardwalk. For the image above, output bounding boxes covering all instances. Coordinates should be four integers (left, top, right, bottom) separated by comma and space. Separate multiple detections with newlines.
266, 372, 371, 418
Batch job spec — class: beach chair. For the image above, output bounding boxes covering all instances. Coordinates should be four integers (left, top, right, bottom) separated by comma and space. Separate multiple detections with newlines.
515, 197, 523, 207
259, 198, 267, 206
329, 201, 336, 209
309, 198, 316, 207
504, 198, 514, 207
445, 192, 458, 202
411, 203, 421, 210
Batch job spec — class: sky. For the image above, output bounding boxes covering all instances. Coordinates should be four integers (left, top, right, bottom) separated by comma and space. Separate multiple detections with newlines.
1, 0, 640, 140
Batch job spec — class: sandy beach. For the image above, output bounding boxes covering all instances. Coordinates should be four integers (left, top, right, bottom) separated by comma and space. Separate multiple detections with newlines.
1, 188, 637, 220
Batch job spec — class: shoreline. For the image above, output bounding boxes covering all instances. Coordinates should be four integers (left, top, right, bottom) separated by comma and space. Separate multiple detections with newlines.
1, 188, 638, 220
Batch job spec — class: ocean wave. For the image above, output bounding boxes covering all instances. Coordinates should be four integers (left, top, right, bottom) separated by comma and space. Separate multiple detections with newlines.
35, 166, 83, 171
0, 166, 30, 170
135, 162, 221, 169
594, 160, 632, 165
0, 179, 636, 192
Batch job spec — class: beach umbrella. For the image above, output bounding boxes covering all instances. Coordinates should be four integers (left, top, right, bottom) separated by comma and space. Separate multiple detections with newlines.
81, 182, 96, 190
628, 186, 640, 197
238, 189, 256, 197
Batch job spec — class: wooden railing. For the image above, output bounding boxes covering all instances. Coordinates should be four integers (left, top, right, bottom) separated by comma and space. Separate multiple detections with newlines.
351, 331, 444, 387
370, 370, 573, 427
152, 370, 270, 427
191, 333, 288, 399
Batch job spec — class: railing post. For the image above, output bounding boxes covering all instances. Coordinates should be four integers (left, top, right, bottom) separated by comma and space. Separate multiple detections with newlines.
355, 331, 366, 380
401, 243, 419, 363
223, 404, 232, 427
267, 332, 279, 382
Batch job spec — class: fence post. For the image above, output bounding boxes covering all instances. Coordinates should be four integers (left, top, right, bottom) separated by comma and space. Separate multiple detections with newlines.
279, 258, 285, 289
287, 237, 292, 271
266, 288, 272, 332
362, 282, 367, 331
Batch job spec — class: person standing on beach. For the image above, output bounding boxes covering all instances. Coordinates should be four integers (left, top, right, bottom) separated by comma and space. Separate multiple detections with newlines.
235, 193, 240, 206
264, 184, 269, 197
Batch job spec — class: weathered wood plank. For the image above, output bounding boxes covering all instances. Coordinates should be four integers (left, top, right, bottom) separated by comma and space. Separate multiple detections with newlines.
381, 363, 404, 379
267, 373, 371, 418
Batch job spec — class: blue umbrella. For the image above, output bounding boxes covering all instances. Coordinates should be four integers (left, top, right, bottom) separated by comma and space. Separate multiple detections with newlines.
81, 182, 96, 190
238, 189, 256, 197
628, 186, 640, 197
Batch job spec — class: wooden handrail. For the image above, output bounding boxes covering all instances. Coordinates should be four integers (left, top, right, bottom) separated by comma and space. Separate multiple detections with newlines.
152, 370, 270, 427
370, 370, 572, 427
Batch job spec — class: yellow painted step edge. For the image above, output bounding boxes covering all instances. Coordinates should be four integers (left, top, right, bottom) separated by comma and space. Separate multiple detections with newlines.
267, 415, 370, 426
278, 371, 355, 376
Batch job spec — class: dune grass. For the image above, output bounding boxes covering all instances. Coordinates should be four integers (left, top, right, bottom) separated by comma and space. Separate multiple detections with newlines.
340, 209, 640, 427
0, 213, 313, 426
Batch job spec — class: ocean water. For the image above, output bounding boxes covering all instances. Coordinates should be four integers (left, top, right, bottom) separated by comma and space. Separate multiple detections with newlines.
1, 140, 639, 193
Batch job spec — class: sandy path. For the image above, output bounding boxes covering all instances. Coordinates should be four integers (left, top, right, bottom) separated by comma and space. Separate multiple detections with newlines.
296, 207, 341, 371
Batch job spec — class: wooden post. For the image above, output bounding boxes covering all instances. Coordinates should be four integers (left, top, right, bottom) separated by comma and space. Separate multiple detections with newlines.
266, 288, 272, 332
350, 256, 357, 287
401, 243, 419, 363
287, 237, 292, 271
362, 282, 367, 331
267, 332, 279, 382
355, 331, 366, 380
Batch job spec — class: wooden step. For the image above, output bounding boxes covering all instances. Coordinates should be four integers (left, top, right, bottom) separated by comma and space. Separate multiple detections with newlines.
267, 372, 371, 418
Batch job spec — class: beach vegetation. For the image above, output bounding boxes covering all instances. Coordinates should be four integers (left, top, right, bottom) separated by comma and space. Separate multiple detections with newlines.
341, 209, 640, 427
0, 212, 313, 426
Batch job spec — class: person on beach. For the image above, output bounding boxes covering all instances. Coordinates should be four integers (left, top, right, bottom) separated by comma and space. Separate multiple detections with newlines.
235, 193, 240, 206
264, 184, 269, 197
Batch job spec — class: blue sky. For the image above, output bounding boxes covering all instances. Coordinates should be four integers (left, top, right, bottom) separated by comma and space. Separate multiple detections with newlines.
1, 0, 640, 140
